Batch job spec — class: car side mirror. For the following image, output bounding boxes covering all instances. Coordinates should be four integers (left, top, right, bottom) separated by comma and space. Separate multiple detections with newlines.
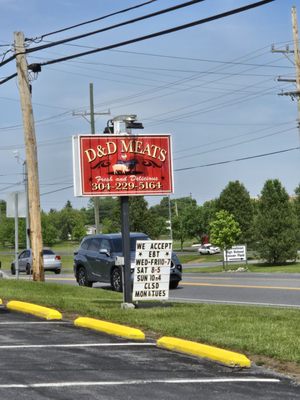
99, 248, 110, 257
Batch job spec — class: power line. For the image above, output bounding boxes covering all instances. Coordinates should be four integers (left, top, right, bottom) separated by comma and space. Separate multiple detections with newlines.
174, 126, 296, 161
109, 49, 293, 69
0, 0, 159, 69
145, 83, 280, 124
40, 185, 73, 196
40, 40, 293, 70
173, 122, 295, 154
35, 0, 275, 68
175, 146, 300, 172
0, 72, 17, 85
26, 0, 206, 54
30, 0, 158, 40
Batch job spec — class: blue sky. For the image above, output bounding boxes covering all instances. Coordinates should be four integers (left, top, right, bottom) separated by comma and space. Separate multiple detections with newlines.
0, 0, 299, 211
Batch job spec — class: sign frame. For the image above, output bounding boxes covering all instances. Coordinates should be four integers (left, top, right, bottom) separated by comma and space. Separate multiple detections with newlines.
72, 134, 174, 197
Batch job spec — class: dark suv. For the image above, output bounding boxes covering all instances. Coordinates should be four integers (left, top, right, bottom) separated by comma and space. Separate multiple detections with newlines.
73, 232, 182, 292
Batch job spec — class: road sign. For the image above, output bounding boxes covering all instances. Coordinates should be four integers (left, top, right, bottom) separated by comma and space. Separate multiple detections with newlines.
6, 192, 26, 218
133, 240, 172, 301
72, 134, 173, 196
224, 245, 247, 262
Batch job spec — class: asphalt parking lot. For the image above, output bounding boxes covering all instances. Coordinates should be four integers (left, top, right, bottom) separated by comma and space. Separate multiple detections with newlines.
0, 306, 299, 400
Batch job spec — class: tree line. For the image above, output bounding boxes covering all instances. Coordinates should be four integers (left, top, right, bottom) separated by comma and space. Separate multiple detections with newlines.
0, 178, 299, 264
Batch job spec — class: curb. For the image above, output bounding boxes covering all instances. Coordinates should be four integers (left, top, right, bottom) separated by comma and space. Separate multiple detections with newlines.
6, 301, 63, 320
157, 336, 251, 368
74, 317, 145, 341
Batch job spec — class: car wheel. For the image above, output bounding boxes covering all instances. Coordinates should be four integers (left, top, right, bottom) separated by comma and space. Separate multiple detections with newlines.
11, 265, 16, 275
77, 266, 93, 287
26, 264, 31, 275
111, 267, 123, 292
54, 269, 61, 274
169, 281, 179, 289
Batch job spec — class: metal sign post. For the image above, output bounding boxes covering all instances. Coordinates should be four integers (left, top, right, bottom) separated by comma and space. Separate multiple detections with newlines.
120, 196, 132, 305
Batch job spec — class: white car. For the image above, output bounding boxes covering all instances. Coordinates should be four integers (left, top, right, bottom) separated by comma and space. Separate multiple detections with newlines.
11, 248, 62, 275
198, 243, 220, 255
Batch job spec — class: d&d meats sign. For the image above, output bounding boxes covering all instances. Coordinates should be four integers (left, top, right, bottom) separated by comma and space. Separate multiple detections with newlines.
73, 134, 173, 196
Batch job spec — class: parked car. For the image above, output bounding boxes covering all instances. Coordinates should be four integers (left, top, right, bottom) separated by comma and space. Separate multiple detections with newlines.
198, 243, 221, 255
11, 248, 62, 275
73, 232, 182, 291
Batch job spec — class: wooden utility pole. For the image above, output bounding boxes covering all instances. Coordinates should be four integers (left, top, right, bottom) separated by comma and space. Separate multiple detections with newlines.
73, 83, 110, 233
89, 83, 100, 234
292, 6, 300, 143
272, 6, 300, 144
14, 31, 44, 281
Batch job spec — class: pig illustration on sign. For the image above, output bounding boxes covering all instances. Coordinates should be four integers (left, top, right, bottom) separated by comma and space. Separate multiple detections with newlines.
112, 163, 130, 174
111, 159, 138, 174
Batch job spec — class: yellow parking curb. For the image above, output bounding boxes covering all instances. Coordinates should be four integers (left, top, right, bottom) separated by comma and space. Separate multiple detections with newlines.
74, 317, 145, 341
7, 301, 62, 320
157, 336, 251, 368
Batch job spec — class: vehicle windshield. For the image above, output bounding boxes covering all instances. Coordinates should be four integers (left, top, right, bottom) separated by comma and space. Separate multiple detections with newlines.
112, 236, 149, 253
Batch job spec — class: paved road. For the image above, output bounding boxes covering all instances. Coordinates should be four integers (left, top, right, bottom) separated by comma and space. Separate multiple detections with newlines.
174, 271, 300, 308
0, 307, 299, 399
17, 270, 300, 309
4, 264, 300, 308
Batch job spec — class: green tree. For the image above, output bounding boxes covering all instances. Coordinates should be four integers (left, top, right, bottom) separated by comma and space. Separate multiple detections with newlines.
41, 212, 57, 246
72, 221, 87, 242
164, 197, 199, 249
172, 214, 187, 251
85, 197, 119, 226
217, 181, 253, 244
146, 209, 166, 239
200, 199, 218, 243
149, 197, 170, 220
209, 210, 241, 269
293, 184, 300, 245
52, 202, 86, 241
255, 179, 298, 264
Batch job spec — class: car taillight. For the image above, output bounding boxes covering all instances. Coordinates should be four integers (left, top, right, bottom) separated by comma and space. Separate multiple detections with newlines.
55, 255, 61, 260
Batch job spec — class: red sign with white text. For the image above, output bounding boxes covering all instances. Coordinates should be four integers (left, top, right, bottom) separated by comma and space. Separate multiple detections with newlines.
74, 135, 173, 196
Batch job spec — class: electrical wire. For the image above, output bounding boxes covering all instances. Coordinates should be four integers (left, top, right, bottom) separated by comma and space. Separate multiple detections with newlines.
174, 126, 296, 161
40, 185, 73, 196
30, 0, 158, 40
0, 72, 17, 85
0, 0, 160, 68
35, 0, 275, 68
108, 49, 293, 69
0, 182, 23, 193
39, 41, 292, 70
26, 0, 206, 54
175, 147, 300, 172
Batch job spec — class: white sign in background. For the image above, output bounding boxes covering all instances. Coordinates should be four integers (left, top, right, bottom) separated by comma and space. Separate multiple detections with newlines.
133, 240, 172, 301
224, 245, 247, 262
6, 192, 26, 218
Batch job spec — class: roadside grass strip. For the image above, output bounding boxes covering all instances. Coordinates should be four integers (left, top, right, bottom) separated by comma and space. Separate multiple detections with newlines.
6, 301, 62, 320
157, 336, 251, 368
74, 317, 145, 341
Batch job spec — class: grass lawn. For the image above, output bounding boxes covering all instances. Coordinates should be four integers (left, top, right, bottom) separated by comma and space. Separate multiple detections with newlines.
0, 280, 299, 366
186, 263, 300, 274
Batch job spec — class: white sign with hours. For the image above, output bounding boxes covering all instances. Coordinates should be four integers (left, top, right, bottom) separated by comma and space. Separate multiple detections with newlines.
133, 240, 172, 301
